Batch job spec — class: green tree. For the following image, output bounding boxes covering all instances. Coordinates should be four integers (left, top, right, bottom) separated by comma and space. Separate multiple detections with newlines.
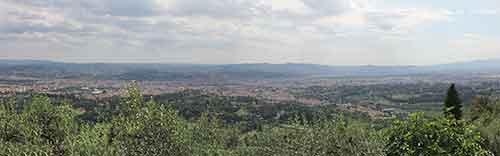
444, 84, 463, 120
240, 115, 384, 156
190, 112, 240, 155
470, 96, 500, 155
22, 95, 79, 156
0, 96, 25, 144
385, 113, 492, 156
112, 84, 190, 156
68, 123, 117, 156
1, 95, 83, 156
122, 81, 143, 116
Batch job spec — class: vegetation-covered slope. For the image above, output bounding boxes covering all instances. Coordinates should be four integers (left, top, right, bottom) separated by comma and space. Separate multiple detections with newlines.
0, 83, 497, 155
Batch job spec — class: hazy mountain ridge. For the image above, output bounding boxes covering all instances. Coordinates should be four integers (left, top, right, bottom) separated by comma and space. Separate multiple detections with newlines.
0, 59, 499, 80
424, 59, 500, 72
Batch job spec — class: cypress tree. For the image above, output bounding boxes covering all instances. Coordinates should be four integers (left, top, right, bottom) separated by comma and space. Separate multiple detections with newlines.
444, 84, 463, 120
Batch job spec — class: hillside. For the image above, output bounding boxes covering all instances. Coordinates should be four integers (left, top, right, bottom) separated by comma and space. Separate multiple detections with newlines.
0, 59, 499, 81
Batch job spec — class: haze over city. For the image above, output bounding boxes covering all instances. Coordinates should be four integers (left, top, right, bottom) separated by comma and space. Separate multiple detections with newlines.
1, 0, 499, 65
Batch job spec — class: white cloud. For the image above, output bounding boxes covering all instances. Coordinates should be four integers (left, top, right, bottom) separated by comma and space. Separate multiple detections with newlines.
366, 8, 451, 33
166, 0, 266, 18
446, 34, 500, 61
475, 9, 498, 15
0, 0, 495, 65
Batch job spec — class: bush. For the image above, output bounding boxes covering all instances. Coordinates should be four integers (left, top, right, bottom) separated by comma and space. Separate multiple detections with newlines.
111, 95, 191, 156
385, 113, 492, 156
470, 96, 500, 155
239, 115, 385, 156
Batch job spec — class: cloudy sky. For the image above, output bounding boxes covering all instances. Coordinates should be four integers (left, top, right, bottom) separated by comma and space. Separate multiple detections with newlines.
0, 0, 499, 65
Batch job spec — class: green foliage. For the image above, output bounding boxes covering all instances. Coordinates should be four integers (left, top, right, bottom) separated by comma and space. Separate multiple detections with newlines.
23, 96, 79, 156
0, 83, 498, 156
122, 81, 143, 115
0, 96, 26, 144
67, 123, 116, 156
238, 115, 385, 156
0, 96, 52, 155
385, 113, 492, 156
111, 87, 190, 156
470, 96, 500, 155
444, 84, 463, 120
190, 113, 240, 155
478, 119, 500, 156
0, 95, 80, 156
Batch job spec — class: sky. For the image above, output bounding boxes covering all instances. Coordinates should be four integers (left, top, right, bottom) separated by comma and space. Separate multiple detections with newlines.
0, 0, 499, 65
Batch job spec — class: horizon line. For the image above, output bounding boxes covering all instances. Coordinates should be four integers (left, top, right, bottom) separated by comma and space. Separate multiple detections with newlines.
0, 58, 499, 67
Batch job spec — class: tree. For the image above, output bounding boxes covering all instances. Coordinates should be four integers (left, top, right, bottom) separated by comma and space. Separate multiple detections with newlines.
385, 113, 492, 156
68, 123, 117, 156
0, 96, 24, 144
470, 96, 500, 155
444, 84, 463, 120
23, 95, 79, 156
240, 115, 384, 156
191, 112, 238, 155
121, 81, 143, 116
112, 83, 190, 156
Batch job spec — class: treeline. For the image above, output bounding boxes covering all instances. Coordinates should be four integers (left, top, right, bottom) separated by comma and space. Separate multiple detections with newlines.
0, 83, 498, 155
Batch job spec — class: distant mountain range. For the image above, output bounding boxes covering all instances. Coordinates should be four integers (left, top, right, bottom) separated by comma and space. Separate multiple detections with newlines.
424, 59, 500, 72
0, 59, 499, 80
